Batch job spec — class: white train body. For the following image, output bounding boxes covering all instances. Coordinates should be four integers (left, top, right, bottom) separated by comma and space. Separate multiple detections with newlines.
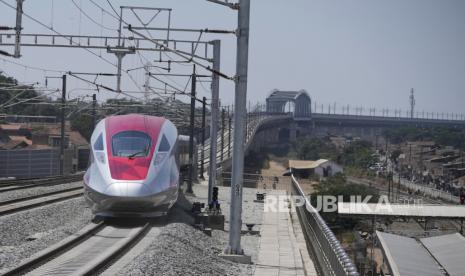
83, 114, 182, 217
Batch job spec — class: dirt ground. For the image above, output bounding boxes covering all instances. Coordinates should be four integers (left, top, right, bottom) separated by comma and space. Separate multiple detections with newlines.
259, 160, 316, 194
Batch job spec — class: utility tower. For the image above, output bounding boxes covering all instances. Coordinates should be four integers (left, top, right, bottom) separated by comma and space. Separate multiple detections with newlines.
410, 88, 415, 119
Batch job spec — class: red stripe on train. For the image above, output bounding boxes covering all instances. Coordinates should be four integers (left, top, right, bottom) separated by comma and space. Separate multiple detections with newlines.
105, 114, 165, 180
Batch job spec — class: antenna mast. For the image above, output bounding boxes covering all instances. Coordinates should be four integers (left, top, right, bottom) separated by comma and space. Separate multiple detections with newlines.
410, 88, 415, 119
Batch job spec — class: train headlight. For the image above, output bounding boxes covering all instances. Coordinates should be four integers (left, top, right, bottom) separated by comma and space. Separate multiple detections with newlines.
95, 151, 106, 164
153, 152, 168, 167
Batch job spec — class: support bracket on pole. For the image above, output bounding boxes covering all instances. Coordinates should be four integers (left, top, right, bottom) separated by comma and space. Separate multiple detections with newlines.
106, 46, 135, 92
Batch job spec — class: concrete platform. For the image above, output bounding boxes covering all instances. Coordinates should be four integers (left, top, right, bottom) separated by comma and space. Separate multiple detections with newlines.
254, 190, 316, 276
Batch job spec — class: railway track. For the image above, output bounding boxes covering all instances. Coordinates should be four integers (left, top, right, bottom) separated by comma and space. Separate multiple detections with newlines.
0, 187, 83, 216
0, 174, 84, 193
2, 222, 151, 276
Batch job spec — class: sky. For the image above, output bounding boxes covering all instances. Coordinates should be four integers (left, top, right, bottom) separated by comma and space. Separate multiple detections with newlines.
0, 0, 464, 116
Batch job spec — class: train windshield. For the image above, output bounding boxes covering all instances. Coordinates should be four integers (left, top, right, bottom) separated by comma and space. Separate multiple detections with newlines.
112, 131, 151, 158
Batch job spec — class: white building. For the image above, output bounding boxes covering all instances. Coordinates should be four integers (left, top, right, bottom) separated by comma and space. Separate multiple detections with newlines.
288, 159, 343, 178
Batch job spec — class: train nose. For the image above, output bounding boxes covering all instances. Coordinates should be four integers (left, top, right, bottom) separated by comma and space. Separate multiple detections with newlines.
104, 182, 151, 197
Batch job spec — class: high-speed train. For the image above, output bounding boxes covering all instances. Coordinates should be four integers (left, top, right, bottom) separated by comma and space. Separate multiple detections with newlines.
83, 114, 189, 217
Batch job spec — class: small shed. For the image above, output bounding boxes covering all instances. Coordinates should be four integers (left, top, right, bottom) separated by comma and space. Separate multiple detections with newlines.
288, 159, 343, 178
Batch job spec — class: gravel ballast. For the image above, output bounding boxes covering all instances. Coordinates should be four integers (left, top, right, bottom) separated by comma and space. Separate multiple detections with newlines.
0, 181, 83, 202
117, 182, 264, 276
0, 182, 265, 275
117, 223, 249, 276
0, 197, 93, 272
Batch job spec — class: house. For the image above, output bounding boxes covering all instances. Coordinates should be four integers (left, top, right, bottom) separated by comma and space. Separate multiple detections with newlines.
0, 124, 32, 150
288, 159, 343, 178
0, 124, 32, 137
0, 139, 29, 150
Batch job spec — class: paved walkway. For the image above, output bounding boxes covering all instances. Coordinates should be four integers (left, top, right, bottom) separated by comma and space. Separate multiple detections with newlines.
254, 190, 316, 276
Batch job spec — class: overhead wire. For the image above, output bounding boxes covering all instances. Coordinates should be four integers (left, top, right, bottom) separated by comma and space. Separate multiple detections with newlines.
127, 12, 201, 102
102, 3, 189, 101
0, 57, 65, 73
0, 0, 117, 68
101, 0, 225, 99
1, 0, 210, 102
105, 0, 124, 23
70, 0, 117, 31
1, 89, 60, 109
1, 0, 148, 94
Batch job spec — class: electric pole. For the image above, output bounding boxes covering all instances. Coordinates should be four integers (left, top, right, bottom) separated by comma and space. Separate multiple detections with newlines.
14, 0, 23, 58
410, 88, 415, 119
59, 75, 66, 176
227, 0, 250, 257
208, 40, 221, 204
221, 108, 225, 162
187, 66, 196, 194
144, 62, 151, 103
228, 109, 232, 158
107, 47, 135, 92
92, 94, 96, 130
200, 96, 207, 179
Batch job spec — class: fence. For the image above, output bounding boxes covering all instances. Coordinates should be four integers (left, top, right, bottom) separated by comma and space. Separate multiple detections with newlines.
220, 172, 289, 190
290, 174, 358, 276
0, 148, 73, 179
219, 172, 358, 275
401, 179, 460, 203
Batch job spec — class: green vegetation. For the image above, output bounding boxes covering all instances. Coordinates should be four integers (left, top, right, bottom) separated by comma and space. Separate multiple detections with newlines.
311, 173, 379, 225
340, 140, 377, 169
312, 173, 379, 203
295, 137, 377, 169
295, 137, 339, 161
70, 115, 93, 141
383, 127, 465, 149
0, 73, 60, 116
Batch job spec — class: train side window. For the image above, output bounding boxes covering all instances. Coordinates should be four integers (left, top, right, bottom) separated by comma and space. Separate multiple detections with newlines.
94, 134, 104, 151
158, 134, 170, 152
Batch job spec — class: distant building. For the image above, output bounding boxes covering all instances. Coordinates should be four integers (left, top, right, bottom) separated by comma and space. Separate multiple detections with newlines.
288, 159, 343, 178
0, 124, 32, 150
0, 123, 90, 176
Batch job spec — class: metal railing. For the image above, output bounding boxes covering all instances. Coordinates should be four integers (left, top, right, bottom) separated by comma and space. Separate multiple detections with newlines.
290, 174, 359, 276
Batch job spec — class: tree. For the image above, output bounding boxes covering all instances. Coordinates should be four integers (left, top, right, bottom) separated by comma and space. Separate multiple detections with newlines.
71, 115, 93, 141
312, 173, 379, 226
295, 137, 339, 160
0, 72, 59, 117
383, 127, 465, 150
340, 140, 376, 168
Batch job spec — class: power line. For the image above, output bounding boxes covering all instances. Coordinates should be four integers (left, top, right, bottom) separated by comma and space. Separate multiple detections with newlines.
88, 0, 120, 21
0, 0, 154, 93
0, 0, 116, 67
0, 57, 65, 73
70, 0, 117, 31
1, 89, 60, 109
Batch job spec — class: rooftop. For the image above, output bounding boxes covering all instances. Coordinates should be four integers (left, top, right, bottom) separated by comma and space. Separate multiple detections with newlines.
288, 159, 329, 169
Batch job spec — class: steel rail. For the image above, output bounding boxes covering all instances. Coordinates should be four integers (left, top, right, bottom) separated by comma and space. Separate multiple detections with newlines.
2, 222, 151, 276
0, 186, 82, 206
2, 222, 105, 276
0, 174, 83, 193
0, 188, 83, 216
0, 173, 83, 187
